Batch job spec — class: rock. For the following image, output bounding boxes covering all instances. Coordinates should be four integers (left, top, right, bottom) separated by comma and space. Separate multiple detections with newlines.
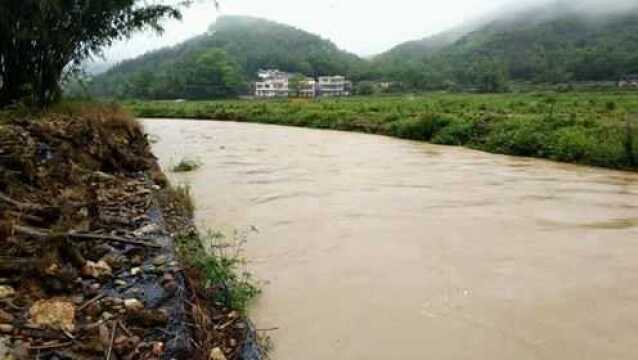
209, 347, 227, 360
124, 298, 144, 312
130, 267, 142, 276
0, 309, 14, 323
152, 342, 164, 356
101, 253, 128, 271
28, 298, 76, 332
101, 312, 115, 321
133, 223, 160, 237
152, 255, 168, 266
126, 309, 168, 327
0, 286, 15, 299
81, 260, 112, 280
0, 324, 13, 333
114, 280, 127, 287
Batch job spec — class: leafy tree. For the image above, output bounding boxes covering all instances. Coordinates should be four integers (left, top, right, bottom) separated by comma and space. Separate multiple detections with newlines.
288, 74, 307, 98
0, 0, 185, 107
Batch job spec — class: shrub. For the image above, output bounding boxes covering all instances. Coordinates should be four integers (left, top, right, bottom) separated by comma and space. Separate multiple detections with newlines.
385, 113, 452, 140
177, 230, 260, 313
171, 158, 202, 172
432, 118, 476, 145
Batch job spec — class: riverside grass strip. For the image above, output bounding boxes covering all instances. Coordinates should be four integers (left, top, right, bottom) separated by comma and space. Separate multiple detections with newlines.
128, 92, 638, 171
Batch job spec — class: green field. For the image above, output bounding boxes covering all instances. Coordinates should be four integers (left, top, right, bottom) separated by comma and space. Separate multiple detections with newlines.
128, 92, 638, 171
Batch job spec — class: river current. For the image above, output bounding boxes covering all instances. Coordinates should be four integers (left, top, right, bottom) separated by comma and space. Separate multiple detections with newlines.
145, 119, 638, 360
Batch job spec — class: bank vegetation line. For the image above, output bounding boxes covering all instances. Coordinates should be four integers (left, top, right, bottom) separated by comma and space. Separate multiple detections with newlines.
128, 92, 638, 171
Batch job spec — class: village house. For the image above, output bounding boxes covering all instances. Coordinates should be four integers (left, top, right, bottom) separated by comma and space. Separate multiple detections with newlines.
618, 74, 638, 88
296, 77, 317, 98
255, 69, 292, 97
317, 75, 352, 97
255, 69, 351, 98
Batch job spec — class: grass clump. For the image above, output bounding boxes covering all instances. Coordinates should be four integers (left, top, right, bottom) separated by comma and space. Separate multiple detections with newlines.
167, 183, 195, 218
177, 230, 260, 313
171, 158, 202, 173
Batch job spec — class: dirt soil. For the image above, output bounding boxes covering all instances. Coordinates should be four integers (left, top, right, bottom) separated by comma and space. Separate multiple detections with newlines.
0, 106, 259, 360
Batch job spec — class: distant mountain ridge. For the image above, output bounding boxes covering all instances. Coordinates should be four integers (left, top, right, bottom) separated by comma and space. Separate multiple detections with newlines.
86, 3, 638, 98
88, 16, 366, 99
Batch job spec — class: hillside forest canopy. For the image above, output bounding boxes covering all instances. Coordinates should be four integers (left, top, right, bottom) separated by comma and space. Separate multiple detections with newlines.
84, 2, 638, 100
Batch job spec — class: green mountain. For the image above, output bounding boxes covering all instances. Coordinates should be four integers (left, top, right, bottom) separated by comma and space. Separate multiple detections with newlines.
87, 2, 638, 98
372, 1, 638, 90
88, 16, 365, 99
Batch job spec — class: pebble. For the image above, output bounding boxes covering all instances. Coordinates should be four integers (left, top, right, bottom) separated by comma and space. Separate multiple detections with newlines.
102, 312, 115, 320
0, 286, 15, 299
124, 298, 144, 312
131, 267, 142, 276
114, 280, 128, 287
152, 255, 168, 266
0, 324, 13, 333
0, 309, 14, 323
209, 347, 227, 360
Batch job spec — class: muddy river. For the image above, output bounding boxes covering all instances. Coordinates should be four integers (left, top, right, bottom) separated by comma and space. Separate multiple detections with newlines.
145, 119, 638, 360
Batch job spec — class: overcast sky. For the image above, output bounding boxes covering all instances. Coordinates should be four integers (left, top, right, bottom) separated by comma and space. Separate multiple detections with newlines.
102, 0, 538, 64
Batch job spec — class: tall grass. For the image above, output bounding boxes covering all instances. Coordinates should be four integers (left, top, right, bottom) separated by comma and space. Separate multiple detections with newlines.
128, 92, 638, 171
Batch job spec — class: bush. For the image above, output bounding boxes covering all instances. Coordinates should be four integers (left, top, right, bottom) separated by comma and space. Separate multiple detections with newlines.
177, 230, 260, 313
385, 113, 452, 140
171, 158, 202, 172
432, 118, 476, 145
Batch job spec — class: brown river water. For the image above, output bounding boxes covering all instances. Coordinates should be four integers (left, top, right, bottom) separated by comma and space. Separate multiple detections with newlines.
144, 119, 638, 360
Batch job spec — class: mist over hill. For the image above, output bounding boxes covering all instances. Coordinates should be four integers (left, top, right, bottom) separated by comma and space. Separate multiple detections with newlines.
85, 1, 638, 99
370, 0, 638, 91
88, 16, 365, 99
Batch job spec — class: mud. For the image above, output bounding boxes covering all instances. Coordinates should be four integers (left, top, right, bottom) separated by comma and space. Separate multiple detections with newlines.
0, 108, 259, 360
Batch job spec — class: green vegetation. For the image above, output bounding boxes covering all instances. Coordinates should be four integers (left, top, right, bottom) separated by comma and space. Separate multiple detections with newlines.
0, 1, 182, 107
371, 4, 638, 90
171, 158, 202, 173
129, 92, 638, 170
83, 3, 638, 100
87, 16, 365, 99
177, 230, 260, 314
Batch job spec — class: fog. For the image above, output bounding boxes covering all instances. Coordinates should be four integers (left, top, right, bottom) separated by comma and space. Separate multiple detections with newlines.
94, 0, 637, 70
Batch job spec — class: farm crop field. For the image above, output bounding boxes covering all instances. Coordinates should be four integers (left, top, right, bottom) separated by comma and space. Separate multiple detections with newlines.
128, 91, 638, 170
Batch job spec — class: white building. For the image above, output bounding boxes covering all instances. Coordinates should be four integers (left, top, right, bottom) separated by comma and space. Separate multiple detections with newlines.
317, 76, 352, 97
297, 78, 317, 98
255, 70, 351, 98
255, 70, 291, 98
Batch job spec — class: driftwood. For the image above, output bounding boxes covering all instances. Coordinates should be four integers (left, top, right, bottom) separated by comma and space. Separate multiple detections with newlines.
13, 225, 161, 249
0, 256, 38, 272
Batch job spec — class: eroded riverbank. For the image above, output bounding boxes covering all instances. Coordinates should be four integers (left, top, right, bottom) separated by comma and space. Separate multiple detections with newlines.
147, 119, 638, 360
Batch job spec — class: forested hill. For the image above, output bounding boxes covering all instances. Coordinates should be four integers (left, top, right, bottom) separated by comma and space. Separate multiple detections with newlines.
87, 16, 365, 99
86, 3, 638, 99
371, 1, 638, 90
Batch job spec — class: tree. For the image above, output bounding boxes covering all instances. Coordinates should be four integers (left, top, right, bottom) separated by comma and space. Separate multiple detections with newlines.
287, 74, 307, 98
0, 0, 186, 107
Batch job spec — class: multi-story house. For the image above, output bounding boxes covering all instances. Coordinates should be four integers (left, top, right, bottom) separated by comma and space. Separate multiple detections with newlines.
255, 70, 352, 98
317, 76, 352, 97
297, 78, 317, 98
255, 70, 291, 97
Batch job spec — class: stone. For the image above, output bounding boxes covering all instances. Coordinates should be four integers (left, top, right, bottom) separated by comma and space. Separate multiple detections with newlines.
0, 324, 13, 333
133, 224, 160, 237
81, 261, 112, 280
0, 309, 14, 324
209, 347, 227, 360
101, 312, 115, 320
130, 267, 142, 276
28, 298, 76, 332
0, 286, 15, 299
152, 255, 168, 266
124, 299, 144, 312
